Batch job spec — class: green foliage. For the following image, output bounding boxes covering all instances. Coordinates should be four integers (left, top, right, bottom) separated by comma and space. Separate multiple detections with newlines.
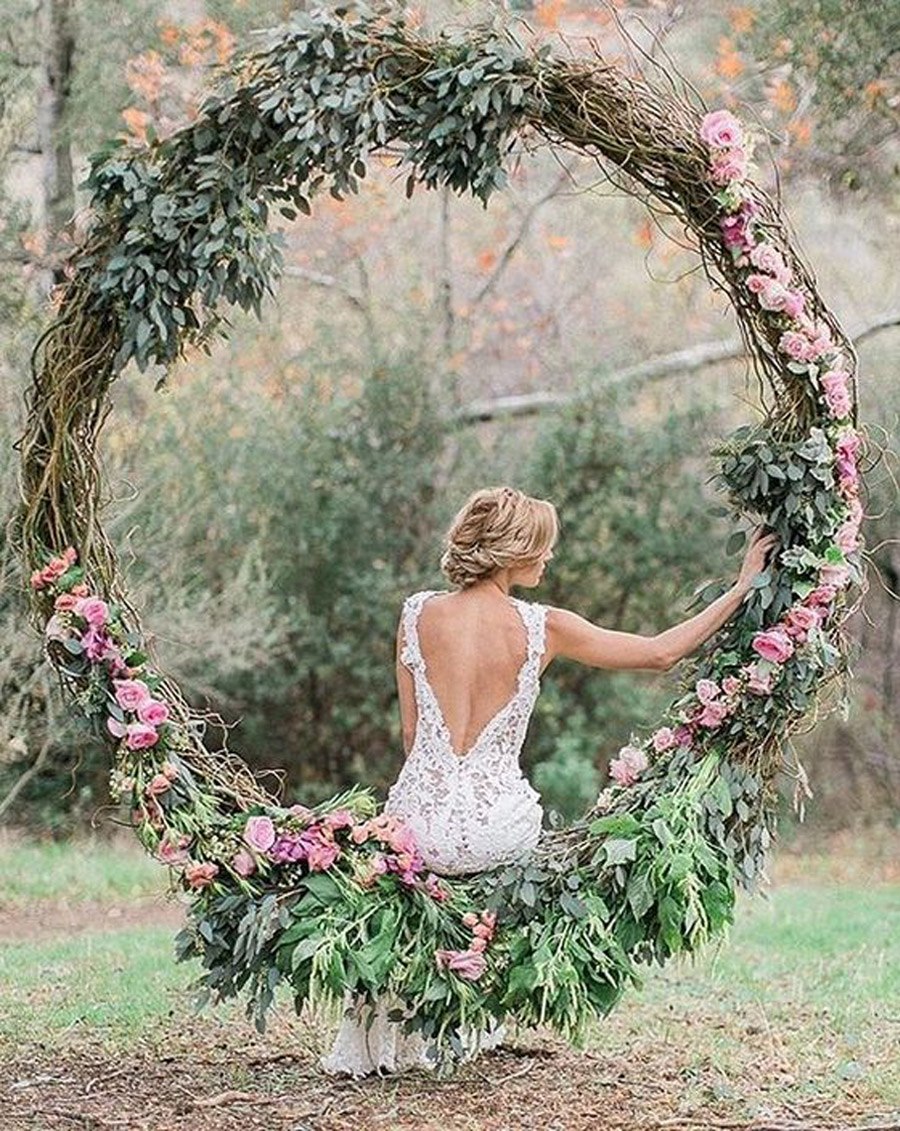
531, 730, 602, 821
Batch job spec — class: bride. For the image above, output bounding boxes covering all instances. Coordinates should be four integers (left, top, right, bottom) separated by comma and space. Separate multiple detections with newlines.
320, 485, 775, 1077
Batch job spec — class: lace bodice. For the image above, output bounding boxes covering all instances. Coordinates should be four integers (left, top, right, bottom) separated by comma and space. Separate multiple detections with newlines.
384, 589, 546, 875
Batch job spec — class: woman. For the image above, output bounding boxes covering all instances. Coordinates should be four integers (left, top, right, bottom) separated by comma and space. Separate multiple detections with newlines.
320, 486, 776, 1077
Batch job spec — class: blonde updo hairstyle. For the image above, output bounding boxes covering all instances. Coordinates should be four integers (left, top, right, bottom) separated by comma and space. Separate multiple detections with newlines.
440, 486, 559, 590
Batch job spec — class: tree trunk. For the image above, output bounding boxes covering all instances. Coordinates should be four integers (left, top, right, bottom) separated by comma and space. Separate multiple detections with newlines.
38, 0, 75, 286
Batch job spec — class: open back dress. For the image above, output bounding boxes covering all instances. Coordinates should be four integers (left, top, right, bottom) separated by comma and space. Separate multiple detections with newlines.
319, 589, 547, 1077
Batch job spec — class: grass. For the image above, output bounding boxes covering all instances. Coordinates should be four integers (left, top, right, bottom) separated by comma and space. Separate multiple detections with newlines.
0, 831, 165, 904
0, 831, 897, 1128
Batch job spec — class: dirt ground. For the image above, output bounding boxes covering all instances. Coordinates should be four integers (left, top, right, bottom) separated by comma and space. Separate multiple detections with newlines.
3, 1021, 898, 1131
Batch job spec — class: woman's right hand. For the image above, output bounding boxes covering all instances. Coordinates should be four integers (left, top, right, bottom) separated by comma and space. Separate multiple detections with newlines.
737, 527, 779, 592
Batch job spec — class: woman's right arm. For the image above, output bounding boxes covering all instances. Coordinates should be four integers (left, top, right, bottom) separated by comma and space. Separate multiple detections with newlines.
545, 529, 778, 673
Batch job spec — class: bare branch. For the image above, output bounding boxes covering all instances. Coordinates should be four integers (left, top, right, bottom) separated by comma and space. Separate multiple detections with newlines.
470, 162, 576, 313
455, 310, 900, 424
281, 264, 368, 313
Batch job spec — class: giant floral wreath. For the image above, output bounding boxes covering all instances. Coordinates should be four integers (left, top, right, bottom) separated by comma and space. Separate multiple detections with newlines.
16, 4, 866, 1068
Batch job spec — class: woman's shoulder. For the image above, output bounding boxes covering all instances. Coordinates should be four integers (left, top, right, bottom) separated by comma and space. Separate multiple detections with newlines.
399, 588, 446, 615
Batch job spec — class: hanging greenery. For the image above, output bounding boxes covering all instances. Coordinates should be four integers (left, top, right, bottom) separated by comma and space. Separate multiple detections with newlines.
15, 3, 866, 1071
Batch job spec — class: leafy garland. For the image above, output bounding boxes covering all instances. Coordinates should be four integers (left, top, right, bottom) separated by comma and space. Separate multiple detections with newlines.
17, 6, 865, 1071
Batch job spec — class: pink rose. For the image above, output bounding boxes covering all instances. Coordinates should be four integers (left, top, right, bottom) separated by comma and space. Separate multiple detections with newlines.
778, 330, 816, 363
243, 815, 276, 853
305, 836, 340, 872
82, 625, 115, 662
745, 662, 774, 695
54, 592, 80, 612
324, 808, 354, 831
747, 275, 806, 317
287, 803, 314, 821
695, 679, 720, 705
697, 700, 730, 728
836, 519, 860, 553
44, 614, 68, 643
720, 207, 757, 254
472, 922, 493, 940
75, 596, 110, 627
424, 873, 448, 902
145, 772, 172, 796
751, 628, 795, 664
673, 724, 694, 749
107, 717, 127, 739
796, 315, 835, 359
126, 722, 159, 750
749, 242, 792, 284
700, 109, 744, 149
114, 678, 153, 712
722, 675, 742, 697
481, 910, 497, 931
820, 562, 851, 589
783, 605, 819, 642
710, 147, 748, 184
805, 584, 837, 608
136, 698, 169, 726
821, 370, 852, 419
350, 822, 371, 845
231, 848, 257, 877
184, 861, 219, 890
157, 834, 191, 867
102, 647, 128, 677
651, 727, 677, 753
835, 432, 861, 490
469, 937, 487, 953
462, 911, 480, 928
609, 744, 649, 786
434, 948, 487, 981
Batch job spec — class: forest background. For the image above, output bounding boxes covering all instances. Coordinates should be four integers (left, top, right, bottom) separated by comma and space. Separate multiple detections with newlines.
1, 0, 898, 837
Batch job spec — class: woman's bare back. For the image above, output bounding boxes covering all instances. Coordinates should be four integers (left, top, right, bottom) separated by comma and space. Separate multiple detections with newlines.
414, 590, 540, 758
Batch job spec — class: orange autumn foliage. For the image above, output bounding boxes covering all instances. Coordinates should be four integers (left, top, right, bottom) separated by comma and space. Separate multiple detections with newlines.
535, 0, 566, 31
633, 219, 653, 250
728, 6, 755, 35
715, 37, 744, 80
125, 50, 166, 103
121, 106, 150, 143
768, 78, 797, 115
788, 118, 813, 146
476, 248, 498, 273
864, 79, 891, 108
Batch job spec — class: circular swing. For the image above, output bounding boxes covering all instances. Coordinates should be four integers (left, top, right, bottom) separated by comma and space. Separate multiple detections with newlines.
15, 4, 866, 1064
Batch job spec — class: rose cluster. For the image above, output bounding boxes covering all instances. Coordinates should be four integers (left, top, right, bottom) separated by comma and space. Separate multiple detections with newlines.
699, 109, 857, 431
38, 548, 173, 746
221, 805, 451, 903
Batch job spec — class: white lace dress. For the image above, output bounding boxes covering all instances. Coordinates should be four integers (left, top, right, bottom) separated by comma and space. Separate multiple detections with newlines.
319, 589, 546, 1078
